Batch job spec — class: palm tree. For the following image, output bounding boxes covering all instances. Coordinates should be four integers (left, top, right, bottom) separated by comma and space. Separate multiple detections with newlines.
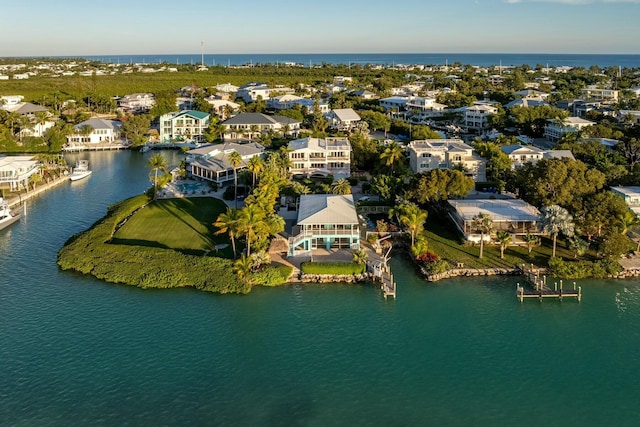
28, 173, 43, 191
147, 153, 168, 198
522, 232, 539, 255
380, 142, 405, 174
331, 178, 351, 195
495, 231, 512, 259
233, 254, 252, 284
398, 204, 428, 247
352, 249, 368, 265
214, 207, 241, 258
471, 213, 493, 259
238, 204, 265, 257
539, 205, 575, 258
247, 155, 264, 188
227, 150, 242, 209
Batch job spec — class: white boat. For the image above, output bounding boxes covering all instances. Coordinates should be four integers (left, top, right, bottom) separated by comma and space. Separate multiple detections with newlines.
69, 160, 92, 181
0, 197, 20, 231
140, 144, 152, 153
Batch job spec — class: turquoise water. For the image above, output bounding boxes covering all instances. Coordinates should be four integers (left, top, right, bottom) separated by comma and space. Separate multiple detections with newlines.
173, 181, 206, 193
2, 151, 640, 426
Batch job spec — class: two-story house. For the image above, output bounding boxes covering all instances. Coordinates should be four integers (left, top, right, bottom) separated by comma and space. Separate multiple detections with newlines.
159, 110, 210, 142
66, 118, 122, 145
543, 117, 594, 142
461, 102, 498, 132
408, 139, 486, 182
0, 155, 40, 191
118, 93, 155, 113
236, 82, 271, 103
325, 108, 361, 131
221, 113, 301, 139
288, 137, 351, 179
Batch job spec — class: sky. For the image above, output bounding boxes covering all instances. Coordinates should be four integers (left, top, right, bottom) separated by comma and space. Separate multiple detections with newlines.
3, 0, 640, 56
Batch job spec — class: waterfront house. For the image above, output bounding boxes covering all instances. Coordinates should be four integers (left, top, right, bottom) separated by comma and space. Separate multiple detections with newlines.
611, 186, 640, 217
408, 139, 487, 182
543, 117, 594, 143
326, 108, 361, 131
159, 110, 210, 142
0, 155, 40, 191
221, 113, 301, 139
288, 194, 360, 256
448, 198, 541, 243
185, 142, 264, 185
288, 137, 351, 179
66, 118, 122, 145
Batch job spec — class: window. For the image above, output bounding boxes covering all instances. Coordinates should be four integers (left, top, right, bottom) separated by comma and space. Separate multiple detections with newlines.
421, 153, 431, 158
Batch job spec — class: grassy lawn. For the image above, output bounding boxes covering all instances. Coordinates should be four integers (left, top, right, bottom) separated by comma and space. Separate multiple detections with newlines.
112, 197, 232, 257
423, 213, 583, 269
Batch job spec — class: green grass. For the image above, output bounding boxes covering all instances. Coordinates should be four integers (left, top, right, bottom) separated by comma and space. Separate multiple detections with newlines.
423, 214, 584, 269
112, 198, 229, 256
300, 262, 366, 275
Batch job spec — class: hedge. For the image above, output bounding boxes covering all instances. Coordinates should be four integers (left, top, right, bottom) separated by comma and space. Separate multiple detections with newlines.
300, 262, 366, 275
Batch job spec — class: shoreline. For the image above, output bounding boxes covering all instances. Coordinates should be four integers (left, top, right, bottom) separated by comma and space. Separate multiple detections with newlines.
6, 175, 70, 209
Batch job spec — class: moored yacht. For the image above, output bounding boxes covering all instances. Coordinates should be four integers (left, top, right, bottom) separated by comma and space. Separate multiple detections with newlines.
0, 197, 19, 231
69, 160, 92, 181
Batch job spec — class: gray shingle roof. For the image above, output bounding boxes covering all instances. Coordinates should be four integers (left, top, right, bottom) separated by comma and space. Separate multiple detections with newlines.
297, 194, 358, 226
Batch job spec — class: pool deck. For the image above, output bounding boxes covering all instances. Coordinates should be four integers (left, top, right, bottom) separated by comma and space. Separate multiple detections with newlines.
157, 180, 245, 208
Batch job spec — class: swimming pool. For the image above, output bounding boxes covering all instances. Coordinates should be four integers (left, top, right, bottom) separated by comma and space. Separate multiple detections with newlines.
172, 182, 206, 193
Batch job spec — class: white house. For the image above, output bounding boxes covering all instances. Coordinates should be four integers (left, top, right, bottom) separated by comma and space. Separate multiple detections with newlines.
408, 139, 486, 182
448, 198, 541, 243
185, 142, 264, 185
0, 155, 40, 191
215, 83, 239, 93
326, 108, 361, 131
118, 93, 155, 113
20, 120, 57, 138
221, 113, 301, 139
267, 94, 305, 110
288, 194, 360, 256
379, 96, 410, 111
66, 118, 122, 145
461, 102, 498, 132
0, 95, 24, 108
500, 145, 545, 168
543, 117, 594, 142
205, 98, 240, 119
288, 137, 351, 179
159, 110, 210, 142
611, 186, 640, 217
236, 82, 271, 103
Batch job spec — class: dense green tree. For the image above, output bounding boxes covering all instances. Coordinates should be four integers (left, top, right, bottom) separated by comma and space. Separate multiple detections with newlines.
120, 114, 151, 147
370, 174, 402, 201
379, 142, 406, 174
578, 192, 630, 241
472, 140, 512, 182
540, 205, 575, 258
150, 90, 177, 119
331, 178, 351, 195
509, 105, 568, 137
391, 203, 428, 247
406, 169, 474, 203
359, 110, 391, 135
349, 132, 380, 172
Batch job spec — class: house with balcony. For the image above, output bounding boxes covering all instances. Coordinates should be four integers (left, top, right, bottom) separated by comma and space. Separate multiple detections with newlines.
221, 113, 301, 139
236, 82, 271, 103
287, 194, 360, 256
461, 102, 498, 132
543, 117, 594, 142
580, 86, 619, 103
185, 142, 264, 185
326, 108, 361, 131
0, 155, 40, 191
501, 145, 545, 168
205, 98, 240, 119
66, 118, 122, 145
288, 137, 351, 179
448, 198, 541, 243
408, 139, 486, 182
406, 97, 447, 119
159, 110, 210, 142
118, 93, 155, 113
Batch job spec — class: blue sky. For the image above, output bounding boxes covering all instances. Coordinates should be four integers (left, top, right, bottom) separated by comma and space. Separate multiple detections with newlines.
3, 0, 639, 56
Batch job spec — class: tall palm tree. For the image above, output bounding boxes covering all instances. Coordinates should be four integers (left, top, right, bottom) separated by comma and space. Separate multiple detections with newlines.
247, 155, 264, 188
331, 178, 351, 195
380, 142, 405, 174
471, 213, 493, 259
214, 207, 241, 258
398, 204, 428, 247
147, 153, 168, 198
539, 204, 575, 258
238, 204, 265, 257
495, 231, 512, 259
227, 150, 243, 209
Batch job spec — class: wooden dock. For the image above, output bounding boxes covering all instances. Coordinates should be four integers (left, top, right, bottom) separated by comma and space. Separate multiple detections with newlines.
381, 270, 396, 299
517, 265, 581, 302
63, 143, 130, 152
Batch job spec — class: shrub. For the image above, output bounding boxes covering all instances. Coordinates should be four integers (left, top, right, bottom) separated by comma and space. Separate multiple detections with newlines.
422, 259, 449, 274
251, 264, 293, 286
361, 182, 371, 193
300, 262, 365, 275
348, 178, 358, 186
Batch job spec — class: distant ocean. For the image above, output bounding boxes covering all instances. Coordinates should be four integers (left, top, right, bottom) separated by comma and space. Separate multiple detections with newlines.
66, 53, 640, 69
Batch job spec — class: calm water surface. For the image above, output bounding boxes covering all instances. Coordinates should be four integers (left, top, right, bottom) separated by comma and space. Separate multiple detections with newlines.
1, 151, 640, 426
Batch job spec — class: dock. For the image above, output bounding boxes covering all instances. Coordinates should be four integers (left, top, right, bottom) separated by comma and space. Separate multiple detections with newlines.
366, 239, 396, 299
62, 142, 130, 152
517, 264, 581, 302
381, 269, 396, 299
